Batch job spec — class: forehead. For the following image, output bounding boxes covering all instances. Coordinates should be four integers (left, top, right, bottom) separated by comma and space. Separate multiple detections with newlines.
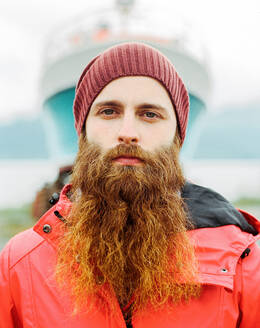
91, 76, 174, 112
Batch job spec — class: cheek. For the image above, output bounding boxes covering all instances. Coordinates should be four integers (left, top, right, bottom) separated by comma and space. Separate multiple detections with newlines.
143, 124, 175, 149
86, 119, 116, 144
161, 121, 176, 145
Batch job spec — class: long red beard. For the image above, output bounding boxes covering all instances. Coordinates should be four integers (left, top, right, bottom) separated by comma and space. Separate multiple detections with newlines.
56, 134, 200, 315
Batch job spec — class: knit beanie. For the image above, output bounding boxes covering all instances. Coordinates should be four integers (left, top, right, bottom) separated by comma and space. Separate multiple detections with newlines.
73, 42, 189, 144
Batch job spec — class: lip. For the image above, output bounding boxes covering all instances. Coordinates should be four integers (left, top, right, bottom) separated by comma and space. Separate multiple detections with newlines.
113, 156, 143, 166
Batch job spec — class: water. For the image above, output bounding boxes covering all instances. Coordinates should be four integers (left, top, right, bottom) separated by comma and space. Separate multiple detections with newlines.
184, 159, 260, 203
0, 160, 64, 208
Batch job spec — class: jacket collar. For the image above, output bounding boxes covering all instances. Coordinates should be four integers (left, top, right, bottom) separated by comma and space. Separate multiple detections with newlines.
182, 181, 259, 235
33, 184, 72, 249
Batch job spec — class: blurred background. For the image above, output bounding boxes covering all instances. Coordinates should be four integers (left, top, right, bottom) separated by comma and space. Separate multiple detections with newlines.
1, 0, 260, 249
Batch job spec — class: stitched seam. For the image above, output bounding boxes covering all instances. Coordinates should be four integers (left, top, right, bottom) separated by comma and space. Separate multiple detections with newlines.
27, 254, 39, 328
236, 259, 243, 326
9, 239, 45, 270
8, 240, 15, 317
217, 286, 225, 328
201, 272, 233, 276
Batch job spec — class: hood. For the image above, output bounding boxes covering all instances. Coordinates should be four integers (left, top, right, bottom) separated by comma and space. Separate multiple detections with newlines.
181, 181, 258, 235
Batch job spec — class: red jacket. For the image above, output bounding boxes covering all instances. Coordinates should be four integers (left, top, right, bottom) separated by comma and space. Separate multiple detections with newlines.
1, 183, 260, 328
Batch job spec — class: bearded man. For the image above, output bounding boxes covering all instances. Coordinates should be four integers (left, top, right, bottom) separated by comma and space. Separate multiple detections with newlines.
1, 43, 260, 328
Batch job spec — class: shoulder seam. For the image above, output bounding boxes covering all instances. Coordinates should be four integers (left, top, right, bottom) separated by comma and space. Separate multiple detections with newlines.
9, 239, 46, 270
7, 238, 15, 312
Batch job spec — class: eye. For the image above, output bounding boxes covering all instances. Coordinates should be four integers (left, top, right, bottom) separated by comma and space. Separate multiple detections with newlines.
100, 108, 116, 116
143, 111, 160, 119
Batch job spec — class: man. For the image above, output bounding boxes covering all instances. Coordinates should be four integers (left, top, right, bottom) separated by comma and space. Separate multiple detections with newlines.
1, 42, 260, 328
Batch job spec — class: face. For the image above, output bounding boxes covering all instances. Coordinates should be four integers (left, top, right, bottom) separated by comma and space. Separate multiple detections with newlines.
85, 76, 177, 165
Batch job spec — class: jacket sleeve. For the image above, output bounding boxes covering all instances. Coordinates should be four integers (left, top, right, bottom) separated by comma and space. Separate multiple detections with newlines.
238, 241, 260, 327
0, 240, 15, 328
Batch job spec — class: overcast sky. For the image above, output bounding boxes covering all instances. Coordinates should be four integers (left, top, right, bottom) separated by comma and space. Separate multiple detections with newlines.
0, 0, 259, 122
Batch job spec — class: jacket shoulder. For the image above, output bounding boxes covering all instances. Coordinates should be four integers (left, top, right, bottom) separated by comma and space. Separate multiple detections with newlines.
1, 228, 45, 269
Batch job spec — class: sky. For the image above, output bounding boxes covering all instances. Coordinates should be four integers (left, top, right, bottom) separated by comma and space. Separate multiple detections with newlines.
0, 0, 259, 122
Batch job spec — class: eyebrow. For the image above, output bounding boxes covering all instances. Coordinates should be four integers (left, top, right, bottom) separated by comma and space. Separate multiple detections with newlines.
136, 103, 168, 113
94, 100, 123, 109
94, 100, 168, 113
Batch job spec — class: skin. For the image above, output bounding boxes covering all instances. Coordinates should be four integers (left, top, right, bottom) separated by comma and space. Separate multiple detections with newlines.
85, 76, 177, 165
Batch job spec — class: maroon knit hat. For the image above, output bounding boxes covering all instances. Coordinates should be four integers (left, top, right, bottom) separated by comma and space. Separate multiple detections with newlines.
73, 42, 189, 144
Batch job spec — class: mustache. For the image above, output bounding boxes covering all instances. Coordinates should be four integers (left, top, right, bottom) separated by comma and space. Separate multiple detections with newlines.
102, 143, 164, 165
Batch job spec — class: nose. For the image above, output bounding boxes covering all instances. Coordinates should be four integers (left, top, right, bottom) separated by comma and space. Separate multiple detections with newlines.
118, 135, 138, 144
117, 116, 139, 145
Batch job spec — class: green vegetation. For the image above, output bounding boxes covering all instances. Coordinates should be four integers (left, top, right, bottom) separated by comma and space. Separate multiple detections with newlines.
0, 203, 34, 249
233, 198, 260, 207
233, 198, 260, 219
